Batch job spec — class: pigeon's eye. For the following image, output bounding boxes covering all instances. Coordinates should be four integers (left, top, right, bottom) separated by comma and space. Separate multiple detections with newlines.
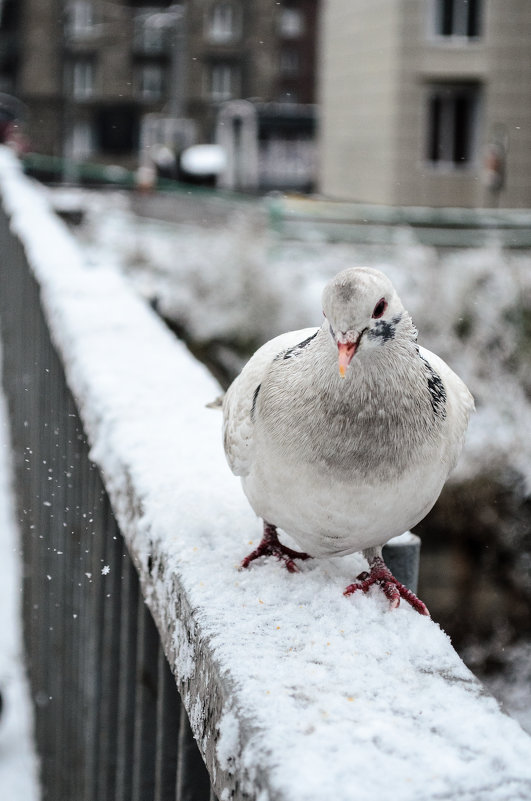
372, 298, 387, 319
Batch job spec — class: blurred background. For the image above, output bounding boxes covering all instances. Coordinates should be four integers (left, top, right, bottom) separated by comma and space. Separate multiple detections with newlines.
0, 0, 530, 749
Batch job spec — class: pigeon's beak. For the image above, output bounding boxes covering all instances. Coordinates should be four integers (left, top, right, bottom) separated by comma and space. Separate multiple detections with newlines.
338, 341, 358, 377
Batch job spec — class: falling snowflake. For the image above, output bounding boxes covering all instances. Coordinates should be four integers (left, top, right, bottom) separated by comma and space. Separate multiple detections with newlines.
101, 565, 110, 576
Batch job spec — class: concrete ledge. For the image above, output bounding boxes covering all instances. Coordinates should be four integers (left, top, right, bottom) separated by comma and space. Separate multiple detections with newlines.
1, 149, 531, 801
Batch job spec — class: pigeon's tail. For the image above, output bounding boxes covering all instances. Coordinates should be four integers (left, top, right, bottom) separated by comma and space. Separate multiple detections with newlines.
206, 394, 224, 410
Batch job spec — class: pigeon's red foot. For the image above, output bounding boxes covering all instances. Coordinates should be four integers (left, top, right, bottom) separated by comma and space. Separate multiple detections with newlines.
344, 556, 429, 616
241, 523, 312, 574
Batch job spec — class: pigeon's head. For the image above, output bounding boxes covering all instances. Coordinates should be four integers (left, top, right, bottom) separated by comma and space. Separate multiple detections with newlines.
322, 267, 407, 377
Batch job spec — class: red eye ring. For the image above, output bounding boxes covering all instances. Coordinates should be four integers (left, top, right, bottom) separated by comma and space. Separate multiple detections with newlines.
372, 298, 387, 319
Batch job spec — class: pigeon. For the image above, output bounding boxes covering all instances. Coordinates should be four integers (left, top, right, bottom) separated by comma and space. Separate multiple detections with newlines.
222, 267, 474, 614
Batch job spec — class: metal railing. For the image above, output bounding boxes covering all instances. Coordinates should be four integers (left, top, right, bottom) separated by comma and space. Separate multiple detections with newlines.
0, 206, 216, 801
266, 194, 531, 248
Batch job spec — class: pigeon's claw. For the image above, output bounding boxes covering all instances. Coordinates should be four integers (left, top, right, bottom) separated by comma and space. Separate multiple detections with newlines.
344, 556, 429, 616
381, 579, 401, 609
241, 522, 312, 573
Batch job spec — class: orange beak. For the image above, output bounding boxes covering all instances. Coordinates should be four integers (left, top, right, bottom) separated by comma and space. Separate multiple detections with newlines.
338, 341, 358, 377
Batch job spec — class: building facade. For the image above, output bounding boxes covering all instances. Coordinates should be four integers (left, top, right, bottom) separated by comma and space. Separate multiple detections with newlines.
319, 0, 531, 207
0, 0, 318, 182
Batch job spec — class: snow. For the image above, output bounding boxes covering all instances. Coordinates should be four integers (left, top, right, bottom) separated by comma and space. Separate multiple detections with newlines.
1, 149, 531, 799
0, 342, 41, 799
216, 708, 240, 772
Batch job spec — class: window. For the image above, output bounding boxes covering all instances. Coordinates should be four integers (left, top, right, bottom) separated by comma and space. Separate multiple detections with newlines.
206, 2, 241, 43
279, 8, 305, 38
0, 0, 19, 31
137, 63, 164, 100
66, 0, 94, 37
97, 107, 137, 155
67, 59, 94, 99
434, 0, 481, 38
134, 9, 171, 54
280, 48, 300, 75
208, 63, 240, 101
427, 83, 480, 167
69, 119, 93, 159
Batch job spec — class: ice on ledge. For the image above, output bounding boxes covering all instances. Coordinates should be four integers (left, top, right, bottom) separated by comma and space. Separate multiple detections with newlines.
1, 148, 530, 801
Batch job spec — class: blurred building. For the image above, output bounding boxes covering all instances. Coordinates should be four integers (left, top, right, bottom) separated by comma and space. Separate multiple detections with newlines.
319, 0, 531, 207
216, 99, 316, 192
0, 0, 319, 188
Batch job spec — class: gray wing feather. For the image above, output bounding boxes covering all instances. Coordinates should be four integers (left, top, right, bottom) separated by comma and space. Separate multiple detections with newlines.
223, 328, 319, 476
418, 345, 474, 472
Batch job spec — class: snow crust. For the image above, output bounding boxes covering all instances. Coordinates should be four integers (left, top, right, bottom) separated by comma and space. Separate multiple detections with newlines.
1, 150, 531, 800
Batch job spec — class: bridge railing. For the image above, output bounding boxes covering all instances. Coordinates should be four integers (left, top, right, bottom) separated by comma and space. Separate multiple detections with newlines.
0, 148, 530, 801
0, 166, 216, 801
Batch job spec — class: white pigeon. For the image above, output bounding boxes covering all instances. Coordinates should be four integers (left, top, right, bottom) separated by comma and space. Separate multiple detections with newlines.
223, 267, 474, 614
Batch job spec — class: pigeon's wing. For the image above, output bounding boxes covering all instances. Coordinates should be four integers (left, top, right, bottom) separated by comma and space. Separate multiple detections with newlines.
418, 345, 475, 470
223, 327, 319, 476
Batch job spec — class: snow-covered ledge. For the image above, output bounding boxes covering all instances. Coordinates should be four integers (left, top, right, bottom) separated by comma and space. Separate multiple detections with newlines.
1, 149, 530, 801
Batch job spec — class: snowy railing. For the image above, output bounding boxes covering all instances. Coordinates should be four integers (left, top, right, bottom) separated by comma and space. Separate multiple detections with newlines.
0, 177, 215, 801
1, 148, 531, 801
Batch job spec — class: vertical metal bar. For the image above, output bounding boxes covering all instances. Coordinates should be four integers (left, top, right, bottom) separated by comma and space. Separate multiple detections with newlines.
46, 328, 70, 801
383, 536, 421, 593
132, 594, 160, 801
154, 645, 180, 801
83, 457, 108, 801
175, 705, 212, 801
116, 555, 140, 801
64, 387, 90, 801
30, 265, 58, 796
96, 498, 124, 801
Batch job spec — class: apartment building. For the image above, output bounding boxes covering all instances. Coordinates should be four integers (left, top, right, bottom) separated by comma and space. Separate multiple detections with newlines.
319, 0, 531, 207
0, 0, 318, 180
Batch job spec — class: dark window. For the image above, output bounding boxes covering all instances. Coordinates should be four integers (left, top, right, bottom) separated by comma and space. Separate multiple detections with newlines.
96, 107, 138, 154
453, 94, 471, 162
0, 0, 20, 29
126, 0, 173, 7
280, 48, 300, 75
428, 96, 442, 163
435, 0, 481, 38
440, 0, 453, 35
427, 83, 480, 167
